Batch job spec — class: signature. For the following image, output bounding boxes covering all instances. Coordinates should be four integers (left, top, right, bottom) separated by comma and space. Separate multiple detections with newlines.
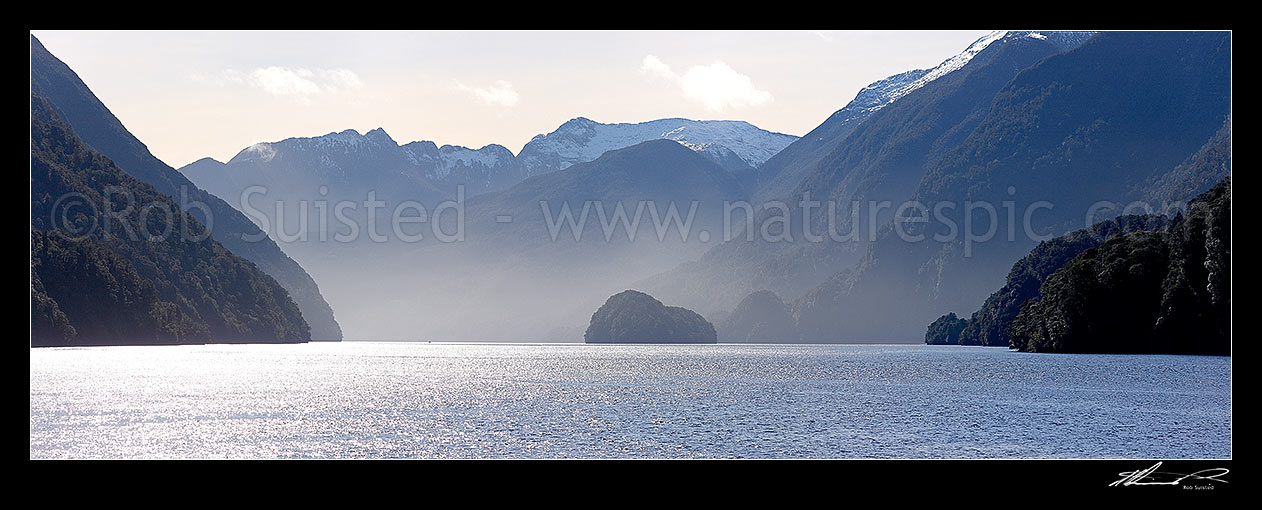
1110, 462, 1229, 487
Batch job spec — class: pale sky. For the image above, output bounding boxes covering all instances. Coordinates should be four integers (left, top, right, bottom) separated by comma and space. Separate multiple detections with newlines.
31, 30, 991, 169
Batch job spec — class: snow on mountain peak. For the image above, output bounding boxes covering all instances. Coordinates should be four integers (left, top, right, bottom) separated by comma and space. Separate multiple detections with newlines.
437, 144, 509, 176
881, 30, 1008, 106
1020, 30, 1099, 51
242, 143, 277, 163
518, 117, 797, 176
395, 141, 516, 181
835, 30, 1097, 124
840, 69, 932, 118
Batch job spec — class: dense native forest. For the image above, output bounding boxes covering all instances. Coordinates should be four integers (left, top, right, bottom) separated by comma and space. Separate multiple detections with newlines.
30, 95, 310, 346
928, 179, 1230, 355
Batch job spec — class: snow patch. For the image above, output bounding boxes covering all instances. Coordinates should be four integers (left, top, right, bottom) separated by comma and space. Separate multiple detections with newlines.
437, 146, 504, 178
245, 143, 277, 162
883, 30, 1008, 106
520, 118, 797, 176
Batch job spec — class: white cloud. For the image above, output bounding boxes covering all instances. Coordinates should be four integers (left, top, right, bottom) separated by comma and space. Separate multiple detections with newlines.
202, 66, 363, 104
641, 55, 674, 78
319, 68, 365, 93
454, 80, 520, 107
250, 66, 322, 97
640, 55, 773, 112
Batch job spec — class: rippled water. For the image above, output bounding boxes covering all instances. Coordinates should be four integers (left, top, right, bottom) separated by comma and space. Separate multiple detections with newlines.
29, 343, 1231, 459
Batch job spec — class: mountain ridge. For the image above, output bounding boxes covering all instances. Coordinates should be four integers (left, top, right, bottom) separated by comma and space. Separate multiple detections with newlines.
305, 139, 750, 341
637, 30, 1099, 321
183, 116, 798, 204
791, 30, 1231, 342
31, 94, 310, 346
30, 35, 343, 341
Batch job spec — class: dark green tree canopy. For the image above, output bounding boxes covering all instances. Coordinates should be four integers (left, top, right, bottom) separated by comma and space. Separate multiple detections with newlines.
31, 94, 310, 346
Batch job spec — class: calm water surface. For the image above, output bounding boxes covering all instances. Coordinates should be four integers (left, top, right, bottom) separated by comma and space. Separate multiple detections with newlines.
29, 343, 1231, 459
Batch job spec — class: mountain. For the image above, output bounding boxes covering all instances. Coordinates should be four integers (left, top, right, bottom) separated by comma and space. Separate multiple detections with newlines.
181, 117, 795, 212
29, 35, 343, 341
178, 117, 792, 278
752, 31, 1095, 203
517, 117, 797, 179
304, 139, 748, 341
747, 68, 928, 202
31, 95, 309, 346
461, 139, 746, 249
180, 127, 447, 249
1141, 117, 1232, 206
400, 140, 524, 193
925, 213, 1169, 346
792, 31, 1231, 342
1007, 179, 1230, 354
790, 31, 1100, 237
638, 31, 1100, 321
717, 290, 797, 343
32, 229, 198, 346
584, 290, 716, 344
180, 157, 227, 178
180, 128, 521, 211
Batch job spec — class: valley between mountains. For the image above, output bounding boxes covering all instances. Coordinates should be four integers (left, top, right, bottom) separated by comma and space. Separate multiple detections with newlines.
31, 31, 1231, 354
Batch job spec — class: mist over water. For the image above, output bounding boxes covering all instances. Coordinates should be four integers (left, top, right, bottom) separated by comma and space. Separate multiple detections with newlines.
283, 223, 719, 341
30, 343, 1231, 459
30, 30, 1233, 469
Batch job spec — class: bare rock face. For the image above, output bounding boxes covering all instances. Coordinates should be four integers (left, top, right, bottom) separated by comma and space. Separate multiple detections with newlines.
585, 290, 717, 344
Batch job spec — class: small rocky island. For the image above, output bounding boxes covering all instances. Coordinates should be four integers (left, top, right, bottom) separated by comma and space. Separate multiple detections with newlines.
584, 290, 717, 344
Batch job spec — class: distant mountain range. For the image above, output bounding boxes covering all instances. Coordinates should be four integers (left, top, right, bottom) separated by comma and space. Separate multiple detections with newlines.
179, 117, 797, 212
462, 139, 745, 248
177, 118, 799, 286
174, 30, 1229, 344
518, 117, 797, 178
181, 128, 514, 205
290, 139, 750, 341
32, 30, 1230, 347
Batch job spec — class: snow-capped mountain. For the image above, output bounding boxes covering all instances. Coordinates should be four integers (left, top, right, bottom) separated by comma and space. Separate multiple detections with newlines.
839, 31, 1097, 122
183, 117, 800, 221
225, 128, 403, 176
399, 140, 524, 192
842, 69, 932, 118
751, 30, 1097, 201
181, 127, 523, 214
516, 117, 798, 177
